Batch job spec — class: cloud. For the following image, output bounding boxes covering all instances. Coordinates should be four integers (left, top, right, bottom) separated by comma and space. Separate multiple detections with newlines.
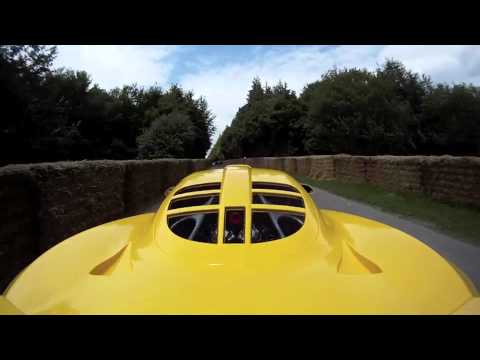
54, 45, 178, 89
378, 45, 480, 84
53, 45, 480, 150
179, 45, 383, 142
179, 45, 480, 145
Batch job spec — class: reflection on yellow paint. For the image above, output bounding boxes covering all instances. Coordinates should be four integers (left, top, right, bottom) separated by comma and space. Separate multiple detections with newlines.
1, 165, 478, 314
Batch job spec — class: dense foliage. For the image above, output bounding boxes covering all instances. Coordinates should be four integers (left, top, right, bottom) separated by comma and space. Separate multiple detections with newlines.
1, 45, 478, 165
0, 45, 215, 166
209, 79, 307, 160
210, 61, 480, 160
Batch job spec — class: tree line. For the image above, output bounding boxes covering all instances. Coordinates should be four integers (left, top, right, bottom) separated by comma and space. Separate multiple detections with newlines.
210, 61, 480, 160
2, 45, 479, 166
0, 45, 215, 166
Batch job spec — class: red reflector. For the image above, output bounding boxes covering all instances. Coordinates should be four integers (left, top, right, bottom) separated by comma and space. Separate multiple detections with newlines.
224, 208, 245, 244
229, 212, 242, 225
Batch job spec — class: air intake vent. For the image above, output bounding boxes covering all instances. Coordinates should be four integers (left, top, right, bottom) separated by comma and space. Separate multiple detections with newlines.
252, 194, 304, 208
175, 182, 221, 195
169, 194, 219, 210
252, 182, 299, 193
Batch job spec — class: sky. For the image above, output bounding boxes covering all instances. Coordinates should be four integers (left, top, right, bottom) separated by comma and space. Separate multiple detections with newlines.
54, 45, 480, 147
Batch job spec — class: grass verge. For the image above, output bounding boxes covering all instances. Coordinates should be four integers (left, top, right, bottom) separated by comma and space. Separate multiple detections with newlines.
297, 176, 480, 245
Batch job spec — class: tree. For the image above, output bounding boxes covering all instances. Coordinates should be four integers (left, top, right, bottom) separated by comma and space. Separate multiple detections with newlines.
420, 84, 480, 155
137, 113, 196, 159
211, 79, 307, 159
145, 85, 215, 158
0, 46, 216, 164
247, 77, 265, 103
215, 60, 480, 159
3, 46, 480, 165
301, 66, 419, 155
0, 45, 58, 165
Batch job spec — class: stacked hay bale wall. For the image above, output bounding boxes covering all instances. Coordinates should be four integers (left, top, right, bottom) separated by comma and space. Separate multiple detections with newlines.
226, 155, 480, 208
333, 155, 368, 184
365, 156, 424, 193
0, 158, 209, 291
420, 156, 480, 207
310, 156, 336, 180
1, 154, 479, 291
0, 166, 38, 292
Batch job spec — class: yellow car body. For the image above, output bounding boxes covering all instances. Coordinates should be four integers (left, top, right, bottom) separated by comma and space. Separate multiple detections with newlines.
1, 164, 479, 314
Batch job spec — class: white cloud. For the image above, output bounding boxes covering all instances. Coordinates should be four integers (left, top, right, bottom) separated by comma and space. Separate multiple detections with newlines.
53, 45, 480, 151
179, 45, 384, 143
378, 45, 480, 84
179, 45, 480, 146
54, 45, 178, 89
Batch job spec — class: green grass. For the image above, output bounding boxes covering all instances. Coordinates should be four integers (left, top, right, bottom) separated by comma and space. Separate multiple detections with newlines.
296, 176, 480, 245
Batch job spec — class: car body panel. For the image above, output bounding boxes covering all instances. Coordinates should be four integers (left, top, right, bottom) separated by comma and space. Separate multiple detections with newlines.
2, 165, 479, 314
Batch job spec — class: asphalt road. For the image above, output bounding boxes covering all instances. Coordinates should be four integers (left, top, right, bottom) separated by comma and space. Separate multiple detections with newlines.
309, 186, 480, 289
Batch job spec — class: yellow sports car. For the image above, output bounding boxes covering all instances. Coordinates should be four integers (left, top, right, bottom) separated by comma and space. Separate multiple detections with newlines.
1, 164, 479, 314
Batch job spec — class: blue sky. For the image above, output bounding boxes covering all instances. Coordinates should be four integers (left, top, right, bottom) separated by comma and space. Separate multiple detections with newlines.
54, 45, 480, 145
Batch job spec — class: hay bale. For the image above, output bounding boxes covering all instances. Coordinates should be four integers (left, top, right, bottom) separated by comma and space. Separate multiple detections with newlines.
333, 155, 368, 183
29, 160, 126, 252
420, 156, 480, 207
283, 157, 298, 175
123, 159, 172, 215
309, 156, 335, 180
0, 165, 38, 292
365, 156, 423, 193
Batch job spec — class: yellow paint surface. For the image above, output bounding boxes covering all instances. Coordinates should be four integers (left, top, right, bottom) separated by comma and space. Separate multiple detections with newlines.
2, 165, 478, 314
